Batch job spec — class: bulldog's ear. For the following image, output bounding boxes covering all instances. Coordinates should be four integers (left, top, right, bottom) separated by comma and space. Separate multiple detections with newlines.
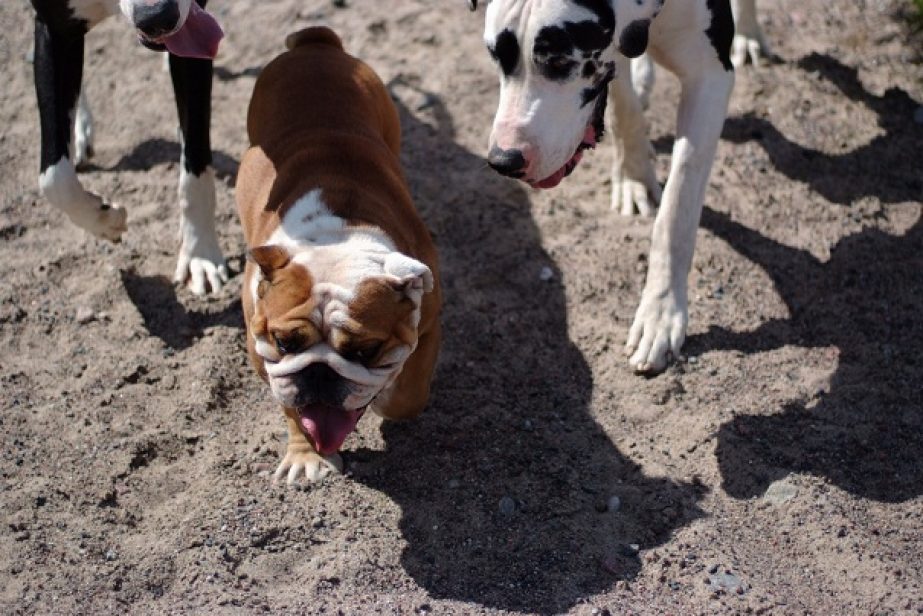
248, 245, 291, 281
467, 0, 478, 10
383, 252, 434, 295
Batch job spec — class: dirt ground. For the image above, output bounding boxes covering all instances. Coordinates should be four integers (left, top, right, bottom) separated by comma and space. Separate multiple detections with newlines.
1, 0, 922, 614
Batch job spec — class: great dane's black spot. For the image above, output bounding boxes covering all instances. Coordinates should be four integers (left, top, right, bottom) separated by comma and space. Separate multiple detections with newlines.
534, 16, 613, 83
582, 60, 596, 78
573, 0, 615, 32
580, 63, 615, 108
618, 19, 650, 58
706, 0, 734, 71
565, 20, 611, 52
489, 28, 520, 76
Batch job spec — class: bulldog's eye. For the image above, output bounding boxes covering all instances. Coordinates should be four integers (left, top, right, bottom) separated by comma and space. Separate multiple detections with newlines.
274, 334, 302, 356
346, 342, 383, 364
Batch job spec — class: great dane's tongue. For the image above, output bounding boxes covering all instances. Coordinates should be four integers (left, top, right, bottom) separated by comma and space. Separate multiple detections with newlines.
162, 3, 223, 59
298, 405, 365, 455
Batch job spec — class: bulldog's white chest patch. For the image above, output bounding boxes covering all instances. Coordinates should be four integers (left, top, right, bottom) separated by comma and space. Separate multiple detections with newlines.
68, 0, 119, 27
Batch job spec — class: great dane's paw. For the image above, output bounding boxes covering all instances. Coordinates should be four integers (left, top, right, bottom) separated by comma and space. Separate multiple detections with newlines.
67, 193, 128, 242
625, 290, 687, 374
272, 448, 343, 485
174, 238, 228, 296
731, 31, 771, 68
612, 173, 661, 217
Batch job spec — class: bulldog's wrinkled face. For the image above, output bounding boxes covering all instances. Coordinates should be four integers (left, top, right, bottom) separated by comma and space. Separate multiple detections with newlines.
482, 0, 663, 188
248, 237, 432, 455
119, 0, 223, 58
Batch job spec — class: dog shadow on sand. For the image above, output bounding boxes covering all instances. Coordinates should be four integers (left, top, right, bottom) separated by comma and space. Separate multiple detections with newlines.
688, 52, 923, 503
349, 89, 706, 613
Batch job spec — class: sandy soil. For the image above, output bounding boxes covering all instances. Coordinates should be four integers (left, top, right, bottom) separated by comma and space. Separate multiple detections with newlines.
1, 0, 922, 613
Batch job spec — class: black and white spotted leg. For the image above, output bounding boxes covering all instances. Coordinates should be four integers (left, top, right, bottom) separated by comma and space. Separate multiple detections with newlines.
168, 52, 228, 295
34, 16, 126, 241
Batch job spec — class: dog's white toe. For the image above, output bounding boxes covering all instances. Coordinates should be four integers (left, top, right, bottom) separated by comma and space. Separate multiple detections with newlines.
272, 450, 343, 485
626, 290, 687, 374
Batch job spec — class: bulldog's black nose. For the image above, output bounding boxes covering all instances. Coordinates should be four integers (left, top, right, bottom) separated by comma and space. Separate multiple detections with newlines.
134, 1, 180, 38
487, 146, 526, 178
294, 363, 345, 406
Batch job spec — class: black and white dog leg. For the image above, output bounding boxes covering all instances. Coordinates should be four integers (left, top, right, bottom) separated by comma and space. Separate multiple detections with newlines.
168, 53, 228, 295
34, 17, 126, 241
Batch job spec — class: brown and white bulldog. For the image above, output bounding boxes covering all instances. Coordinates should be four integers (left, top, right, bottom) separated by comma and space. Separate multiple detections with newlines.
237, 27, 442, 484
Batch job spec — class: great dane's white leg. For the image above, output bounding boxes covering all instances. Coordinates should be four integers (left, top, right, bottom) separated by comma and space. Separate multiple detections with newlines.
174, 163, 227, 295
626, 53, 734, 373
630, 54, 656, 111
608, 56, 662, 217
73, 89, 94, 167
730, 0, 770, 67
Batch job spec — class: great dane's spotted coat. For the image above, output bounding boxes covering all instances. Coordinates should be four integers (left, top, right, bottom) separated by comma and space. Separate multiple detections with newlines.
471, 0, 766, 373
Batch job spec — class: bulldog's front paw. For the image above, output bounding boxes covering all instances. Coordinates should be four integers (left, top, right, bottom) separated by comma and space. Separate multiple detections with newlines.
611, 151, 661, 217
272, 446, 343, 485
625, 289, 687, 374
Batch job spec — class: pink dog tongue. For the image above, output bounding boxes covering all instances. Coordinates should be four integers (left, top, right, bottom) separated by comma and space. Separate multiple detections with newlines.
299, 406, 365, 455
162, 3, 223, 59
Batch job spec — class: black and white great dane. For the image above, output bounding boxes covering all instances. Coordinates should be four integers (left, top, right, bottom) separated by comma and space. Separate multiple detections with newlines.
471, 0, 765, 374
31, 0, 228, 294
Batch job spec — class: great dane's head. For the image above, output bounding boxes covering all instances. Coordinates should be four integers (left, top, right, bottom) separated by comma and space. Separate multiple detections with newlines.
119, 0, 223, 58
471, 0, 663, 188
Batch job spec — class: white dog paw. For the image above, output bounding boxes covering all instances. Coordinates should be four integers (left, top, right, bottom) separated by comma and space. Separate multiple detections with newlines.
625, 290, 687, 374
612, 173, 661, 217
731, 32, 771, 68
67, 193, 128, 242
272, 449, 343, 485
173, 239, 228, 296
174, 167, 227, 295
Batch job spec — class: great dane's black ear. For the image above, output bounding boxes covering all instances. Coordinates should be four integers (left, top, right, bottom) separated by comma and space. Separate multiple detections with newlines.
619, 19, 651, 58
468, 0, 478, 11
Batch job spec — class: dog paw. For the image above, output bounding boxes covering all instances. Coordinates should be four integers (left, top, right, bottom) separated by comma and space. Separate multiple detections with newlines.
174, 240, 229, 296
272, 448, 343, 485
68, 194, 127, 242
731, 31, 771, 68
612, 173, 661, 217
625, 290, 687, 374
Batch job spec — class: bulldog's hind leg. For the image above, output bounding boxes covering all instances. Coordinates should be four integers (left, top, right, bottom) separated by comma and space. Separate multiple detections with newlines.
168, 54, 228, 295
626, 40, 734, 373
371, 327, 441, 421
607, 57, 662, 217
34, 17, 126, 241
273, 409, 343, 485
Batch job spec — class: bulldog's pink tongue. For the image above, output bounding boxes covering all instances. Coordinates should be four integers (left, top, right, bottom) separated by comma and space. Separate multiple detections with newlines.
298, 406, 365, 456
162, 3, 223, 59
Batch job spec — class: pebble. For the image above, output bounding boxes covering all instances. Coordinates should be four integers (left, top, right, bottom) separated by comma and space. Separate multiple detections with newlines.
105, 549, 118, 562
607, 495, 622, 513
75, 307, 95, 324
915, 107, 923, 125
763, 479, 799, 505
708, 570, 747, 594
447, 478, 460, 489
498, 496, 516, 516
539, 266, 554, 282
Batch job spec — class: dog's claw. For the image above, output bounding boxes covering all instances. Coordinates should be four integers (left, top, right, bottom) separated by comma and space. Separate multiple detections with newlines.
272, 449, 342, 486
